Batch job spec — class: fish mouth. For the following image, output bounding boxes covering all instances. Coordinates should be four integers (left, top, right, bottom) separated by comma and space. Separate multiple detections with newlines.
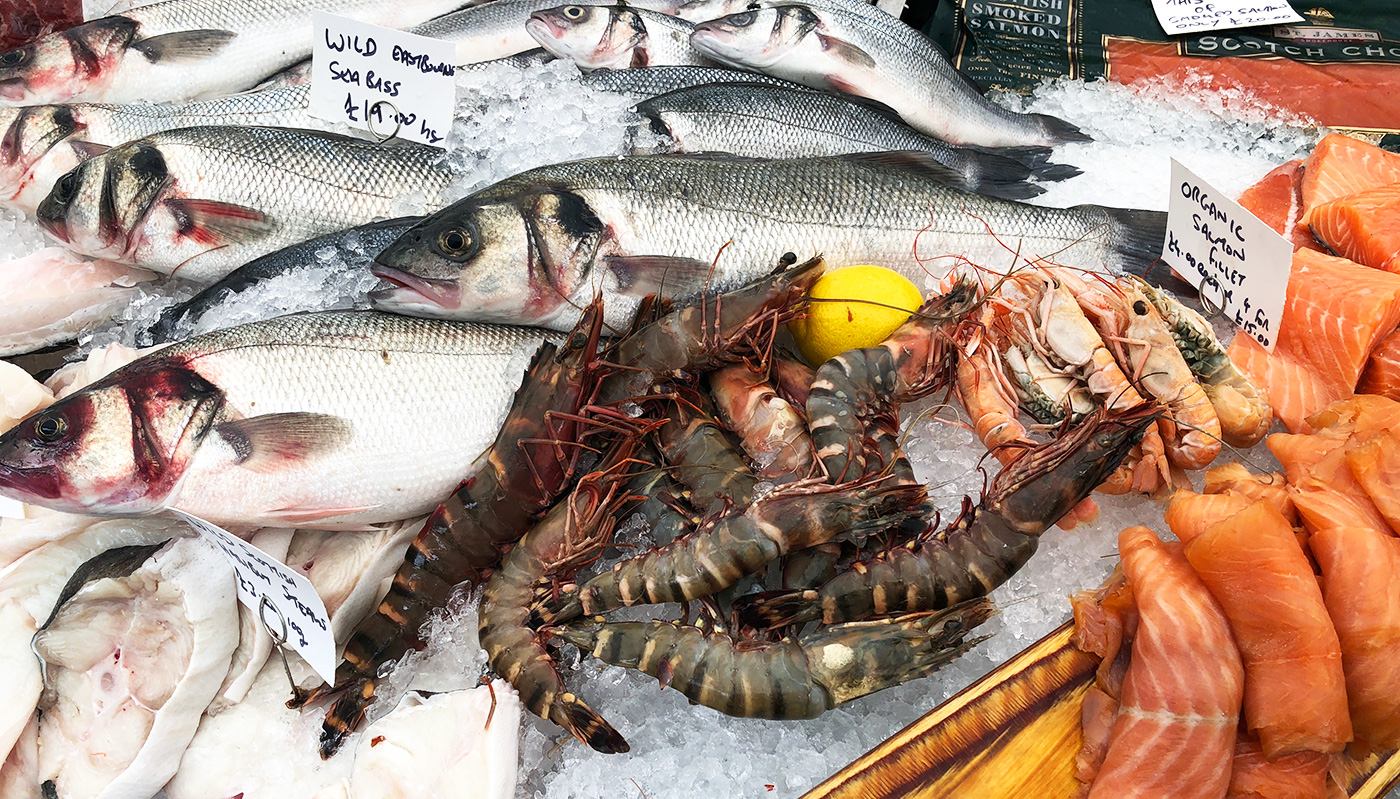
525, 15, 564, 44
369, 264, 463, 311
0, 79, 27, 103
0, 463, 62, 502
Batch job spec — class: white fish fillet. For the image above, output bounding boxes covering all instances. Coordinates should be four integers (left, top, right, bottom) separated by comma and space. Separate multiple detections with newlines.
34, 537, 240, 799
44, 342, 152, 400
0, 714, 39, 799
0, 248, 155, 358
0, 360, 53, 433
211, 527, 295, 712
286, 518, 424, 648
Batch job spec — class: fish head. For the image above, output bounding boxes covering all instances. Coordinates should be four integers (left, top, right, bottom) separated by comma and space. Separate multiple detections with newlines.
0, 17, 138, 106
0, 363, 223, 515
36, 140, 169, 261
0, 105, 90, 210
528, 5, 647, 70
372, 189, 604, 327
689, 5, 816, 69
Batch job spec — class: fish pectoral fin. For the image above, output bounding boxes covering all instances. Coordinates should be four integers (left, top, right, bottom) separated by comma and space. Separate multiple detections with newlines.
815, 33, 876, 69
67, 141, 112, 161
216, 412, 353, 472
164, 198, 275, 247
262, 505, 380, 525
603, 254, 715, 299
131, 29, 238, 64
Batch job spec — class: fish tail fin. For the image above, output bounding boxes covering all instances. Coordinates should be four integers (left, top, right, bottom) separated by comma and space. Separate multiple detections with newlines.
958, 149, 1044, 201
1031, 161, 1083, 183
1096, 207, 1201, 299
1034, 112, 1093, 144
733, 589, 823, 630
555, 693, 630, 753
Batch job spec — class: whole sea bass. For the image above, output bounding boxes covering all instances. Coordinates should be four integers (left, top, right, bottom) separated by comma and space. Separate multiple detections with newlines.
35, 126, 454, 283
528, 3, 715, 69
370, 152, 1168, 332
0, 0, 469, 105
0, 312, 553, 529
0, 86, 322, 214
633, 83, 1077, 199
411, 0, 686, 64
689, 0, 1089, 147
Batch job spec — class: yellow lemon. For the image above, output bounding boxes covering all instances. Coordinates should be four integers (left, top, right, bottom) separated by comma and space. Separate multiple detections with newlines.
789, 265, 924, 366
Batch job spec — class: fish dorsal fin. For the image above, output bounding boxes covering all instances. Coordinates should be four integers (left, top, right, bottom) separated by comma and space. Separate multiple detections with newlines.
217, 412, 353, 472
68, 140, 112, 161
835, 150, 965, 185
131, 29, 238, 64
164, 198, 274, 247
815, 31, 876, 68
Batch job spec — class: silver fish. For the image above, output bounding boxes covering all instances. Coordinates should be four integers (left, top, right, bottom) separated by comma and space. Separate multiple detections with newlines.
411, 0, 685, 65
0, 0, 470, 105
527, 3, 715, 70
370, 152, 1165, 331
633, 83, 1079, 198
688, 0, 1089, 147
0, 311, 554, 529
0, 86, 323, 214
579, 64, 803, 100
34, 126, 454, 283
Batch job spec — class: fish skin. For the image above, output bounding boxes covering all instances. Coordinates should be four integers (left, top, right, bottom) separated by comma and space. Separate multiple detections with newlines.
34, 126, 453, 283
580, 64, 805, 101
142, 216, 422, 346
687, 0, 1089, 147
370, 152, 1165, 332
632, 82, 1076, 198
0, 0, 470, 106
411, 0, 687, 65
0, 86, 325, 214
527, 4, 714, 69
0, 311, 554, 529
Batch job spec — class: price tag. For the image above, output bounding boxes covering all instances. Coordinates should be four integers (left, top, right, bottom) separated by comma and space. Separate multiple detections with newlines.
308, 12, 457, 148
0, 496, 24, 519
1162, 159, 1292, 352
1151, 0, 1302, 36
171, 509, 337, 684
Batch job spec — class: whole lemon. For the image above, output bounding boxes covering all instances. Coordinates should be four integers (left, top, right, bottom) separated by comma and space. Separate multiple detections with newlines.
789, 265, 925, 366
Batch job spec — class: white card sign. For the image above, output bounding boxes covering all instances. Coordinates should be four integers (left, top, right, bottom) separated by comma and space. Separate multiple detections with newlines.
0, 496, 24, 519
172, 509, 337, 684
1162, 159, 1292, 352
1151, 0, 1302, 36
309, 12, 457, 148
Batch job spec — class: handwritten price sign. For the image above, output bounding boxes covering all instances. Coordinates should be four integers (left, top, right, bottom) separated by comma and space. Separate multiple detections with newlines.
1161, 159, 1292, 352
1151, 0, 1302, 36
309, 12, 456, 148
172, 509, 337, 684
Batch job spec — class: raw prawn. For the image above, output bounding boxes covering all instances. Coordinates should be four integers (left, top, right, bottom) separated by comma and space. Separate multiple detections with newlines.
556, 601, 993, 720
707, 362, 814, 483
736, 405, 1160, 629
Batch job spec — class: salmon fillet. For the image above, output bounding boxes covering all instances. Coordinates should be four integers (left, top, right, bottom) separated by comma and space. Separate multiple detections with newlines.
1226, 735, 1329, 799
1228, 249, 1400, 432
1166, 490, 1254, 544
1299, 134, 1400, 224
1346, 429, 1400, 536
1305, 394, 1400, 436
1201, 464, 1297, 525
1358, 329, 1400, 401
1184, 501, 1352, 758
1270, 432, 1394, 534
1236, 160, 1323, 252
1087, 527, 1243, 799
1306, 183, 1400, 273
1309, 526, 1400, 750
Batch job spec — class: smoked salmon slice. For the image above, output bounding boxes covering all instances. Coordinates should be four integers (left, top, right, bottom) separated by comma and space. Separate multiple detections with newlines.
1226, 735, 1328, 799
1299, 134, 1400, 224
1183, 501, 1352, 758
1166, 490, 1254, 544
1346, 429, 1400, 536
1358, 328, 1400, 401
1227, 248, 1400, 432
1086, 527, 1243, 799
1201, 464, 1296, 526
1306, 183, 1400, 273
1236, 160, 1322, 252
1269, 431, 1394, 535
1309, 526, 1400, 750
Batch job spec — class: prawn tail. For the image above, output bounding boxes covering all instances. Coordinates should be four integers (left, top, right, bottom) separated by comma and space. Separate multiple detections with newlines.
556, 693, 630, 754
318, 677, 376, 759
733, 589, 822, 629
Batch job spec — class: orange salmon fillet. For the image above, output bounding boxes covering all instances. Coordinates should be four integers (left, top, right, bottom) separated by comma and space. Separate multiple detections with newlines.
1226, 735, 1328, 799
1201, 464, 1297, 525
1358, 329, 1400, 401
1184, 501, 1352, 758
1270, 431, 1394, 534
1166, 490, 1254, 544
1299, 135, 1400, 224
1236, 160, 1322, 252
1305, 394, 1400, 435
1347, 429, 1400, 535
1087, 527, 1243, 799
1306, 183, 1400, 273
1309, 526, 1400, 750
1228, 248, 1400, 432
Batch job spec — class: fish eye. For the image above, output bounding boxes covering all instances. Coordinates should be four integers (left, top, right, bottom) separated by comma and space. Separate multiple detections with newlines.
436, 227, 474, 257
34, 414, 68, 443
51, 171, 78, 204
1132, 300, 1148, 315
564, 5, 586, 19
0, 47, 27, 68
729, 10, 757, 25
